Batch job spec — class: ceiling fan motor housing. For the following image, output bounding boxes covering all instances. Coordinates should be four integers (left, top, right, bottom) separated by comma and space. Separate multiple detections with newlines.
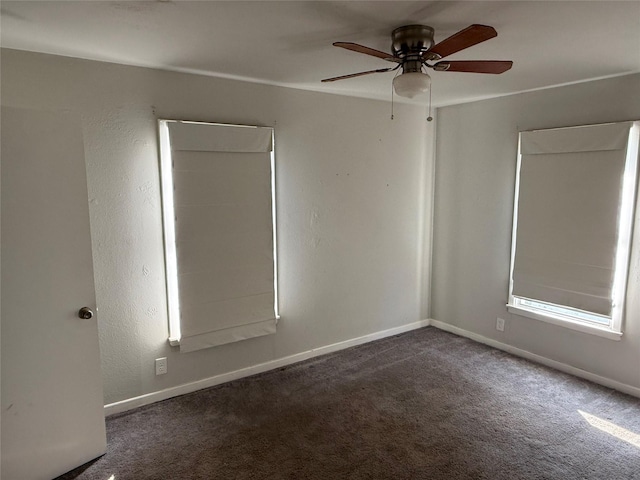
391, 25, 435, 59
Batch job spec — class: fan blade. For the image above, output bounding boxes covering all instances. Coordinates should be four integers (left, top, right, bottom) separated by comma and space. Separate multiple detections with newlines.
426, 24, 497, 60
433, 60, 513, 74
333, 42, 399, 62
321, 67, 395, 82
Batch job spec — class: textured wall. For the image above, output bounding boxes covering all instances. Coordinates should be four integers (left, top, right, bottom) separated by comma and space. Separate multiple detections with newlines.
1, 49, 433, 405
432, 73, 640, 389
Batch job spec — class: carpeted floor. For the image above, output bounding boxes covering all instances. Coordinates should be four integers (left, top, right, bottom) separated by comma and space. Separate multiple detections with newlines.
58, 327, 640, 479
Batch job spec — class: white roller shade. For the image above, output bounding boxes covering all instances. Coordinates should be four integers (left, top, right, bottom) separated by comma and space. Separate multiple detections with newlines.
512, 122, 633, 316
164, 121, 276, 353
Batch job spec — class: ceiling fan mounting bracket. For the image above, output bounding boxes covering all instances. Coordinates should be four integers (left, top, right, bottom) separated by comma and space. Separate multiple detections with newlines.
391, 25, 435, 59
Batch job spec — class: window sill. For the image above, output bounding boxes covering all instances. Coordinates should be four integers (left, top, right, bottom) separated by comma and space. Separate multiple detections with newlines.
507, 304, 622, 341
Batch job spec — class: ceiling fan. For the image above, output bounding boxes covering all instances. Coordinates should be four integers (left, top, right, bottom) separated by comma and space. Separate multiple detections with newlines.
322, 24, 513, 99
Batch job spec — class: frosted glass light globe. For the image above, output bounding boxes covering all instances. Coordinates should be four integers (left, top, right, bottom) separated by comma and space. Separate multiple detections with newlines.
393, 72, 431, 99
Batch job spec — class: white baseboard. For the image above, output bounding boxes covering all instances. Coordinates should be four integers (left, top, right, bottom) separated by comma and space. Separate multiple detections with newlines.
429, 319, 640, 399
104, 319, 431, 416
105, 318, 639, 416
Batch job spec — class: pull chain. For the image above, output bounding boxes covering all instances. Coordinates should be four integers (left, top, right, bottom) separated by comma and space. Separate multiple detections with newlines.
427, 84, 433, 122
391, 68, 402, 120
390, 78, 395, 120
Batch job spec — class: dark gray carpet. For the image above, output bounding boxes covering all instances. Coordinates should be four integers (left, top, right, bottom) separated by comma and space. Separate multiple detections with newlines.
57, 327, 640, 479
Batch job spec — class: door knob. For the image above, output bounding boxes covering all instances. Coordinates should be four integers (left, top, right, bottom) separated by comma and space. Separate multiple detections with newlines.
78, 307, 94, 320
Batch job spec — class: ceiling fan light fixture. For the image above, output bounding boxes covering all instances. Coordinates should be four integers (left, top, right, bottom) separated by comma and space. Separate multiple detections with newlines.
393, 71, 431, 99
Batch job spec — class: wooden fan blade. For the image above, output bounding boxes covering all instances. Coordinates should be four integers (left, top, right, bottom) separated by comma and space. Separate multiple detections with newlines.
426, 25, 497, 60
333, 42, 399, 62
321, 67, 395, 82
434, 60, 513, 74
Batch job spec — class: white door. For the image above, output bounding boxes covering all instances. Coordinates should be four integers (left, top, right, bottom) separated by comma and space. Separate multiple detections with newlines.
1, 106, 107, 479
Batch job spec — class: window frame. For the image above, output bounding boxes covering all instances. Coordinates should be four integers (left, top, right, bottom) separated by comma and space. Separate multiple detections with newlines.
507, 121, 640, 341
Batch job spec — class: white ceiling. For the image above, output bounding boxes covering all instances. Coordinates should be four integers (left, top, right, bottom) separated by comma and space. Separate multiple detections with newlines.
2, 1, 640, 107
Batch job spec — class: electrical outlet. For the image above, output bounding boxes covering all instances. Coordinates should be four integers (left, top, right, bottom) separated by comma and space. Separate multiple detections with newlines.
496, 317, 505, 332
155, 357, 168, 375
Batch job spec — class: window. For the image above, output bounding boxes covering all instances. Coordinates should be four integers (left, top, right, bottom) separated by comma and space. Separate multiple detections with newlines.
508, 121, 639, 339
158, 120, 278, 353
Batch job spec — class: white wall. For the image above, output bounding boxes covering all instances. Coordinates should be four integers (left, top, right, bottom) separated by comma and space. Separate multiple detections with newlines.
432, 73, 640, 390
1, 49, 434, 405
